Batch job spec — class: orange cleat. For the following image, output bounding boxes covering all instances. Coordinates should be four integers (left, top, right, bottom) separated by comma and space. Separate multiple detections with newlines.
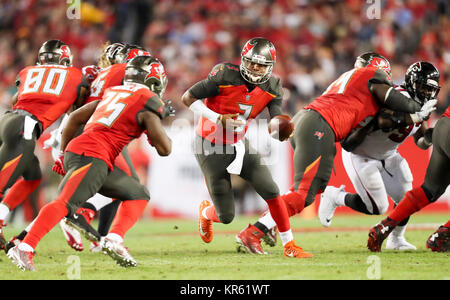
284, 241, 313, 258
198, 200, 214, 243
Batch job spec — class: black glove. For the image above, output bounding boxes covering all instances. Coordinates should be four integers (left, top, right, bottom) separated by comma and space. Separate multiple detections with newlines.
161, 100, 176, 118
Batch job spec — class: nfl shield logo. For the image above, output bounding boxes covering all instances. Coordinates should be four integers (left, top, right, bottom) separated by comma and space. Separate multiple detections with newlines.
245, 95, 251, 101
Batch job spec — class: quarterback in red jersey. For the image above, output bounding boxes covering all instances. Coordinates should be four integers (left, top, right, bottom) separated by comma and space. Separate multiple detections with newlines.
182, 37, 311, 258
0, 40, 89, 250
236, 52, 436, 254
7, 56, 174, 270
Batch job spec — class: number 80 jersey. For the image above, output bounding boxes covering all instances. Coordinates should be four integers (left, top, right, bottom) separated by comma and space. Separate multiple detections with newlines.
66, 83, 165, 170
14, 65, 87, 130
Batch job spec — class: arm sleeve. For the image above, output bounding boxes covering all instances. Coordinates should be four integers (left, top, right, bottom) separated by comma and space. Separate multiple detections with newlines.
267, 97, 283, 118
144, 95, 166, 119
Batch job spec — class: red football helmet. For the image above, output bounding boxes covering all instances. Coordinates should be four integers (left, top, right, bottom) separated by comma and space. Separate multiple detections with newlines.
37, 39, 73, 66
116, 44, 151, 64
240, 37, 276, 84
81, 65, 102, 84
354, 52, 391, 77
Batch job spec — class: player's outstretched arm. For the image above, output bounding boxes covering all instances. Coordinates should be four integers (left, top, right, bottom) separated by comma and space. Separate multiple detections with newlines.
60, 100, 99, 152
370, 83, 422, 113
140, 110, 172, 156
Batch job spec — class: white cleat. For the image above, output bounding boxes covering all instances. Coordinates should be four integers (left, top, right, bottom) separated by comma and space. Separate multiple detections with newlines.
90, 239, 103, 253
59, 219, 84, 251
101, 237, 137, 267
386, 226, 417, 250
318, 185, 346, 227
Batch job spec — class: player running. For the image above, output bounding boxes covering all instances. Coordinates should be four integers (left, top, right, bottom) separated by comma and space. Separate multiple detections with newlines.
7, 55, 174, 270
46, 43, 151, 252
318, 62, 439, 251
0, 40, 89, 250
235, 52, 434, 255
367, 103, 449, 252
181, 37, 311, 258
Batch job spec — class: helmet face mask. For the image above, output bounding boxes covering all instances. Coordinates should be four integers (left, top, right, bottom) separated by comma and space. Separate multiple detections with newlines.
240, 37, 276, 84
405, 62, 440, 105
105, 42, 125, 65
124, 56, 167, 98
37, 40, 73, 66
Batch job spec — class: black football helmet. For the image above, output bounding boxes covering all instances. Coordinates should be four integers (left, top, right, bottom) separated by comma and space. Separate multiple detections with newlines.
37, 39, 72, 66
124, 55, 168, 97
354, 52, 391, 76
404, 61, 440, 105
240, 37, 276, 84
104, 42, 125, 65
115, 44, 151, 64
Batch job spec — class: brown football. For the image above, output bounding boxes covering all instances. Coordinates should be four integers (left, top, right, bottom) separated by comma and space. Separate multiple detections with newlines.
268, 115, 294, 141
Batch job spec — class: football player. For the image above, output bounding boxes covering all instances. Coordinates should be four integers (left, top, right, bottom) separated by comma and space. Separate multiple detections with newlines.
367, 104, 449, 252
318, 62, 439, 251
48, 43, 151, 252
0, 40, 89, 250
235, 52, 434, 254
181, 37, 312, 258
7, 56, 174, 270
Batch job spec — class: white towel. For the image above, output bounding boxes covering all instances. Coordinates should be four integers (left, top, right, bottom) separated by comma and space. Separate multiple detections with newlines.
23, 116, 38, 140
226, 139, 245, 175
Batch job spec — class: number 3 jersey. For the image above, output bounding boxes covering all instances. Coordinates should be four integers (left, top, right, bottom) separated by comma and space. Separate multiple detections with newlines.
188, 63, 283, 145
351, 86, 420, 161
66, 83, 165, 169
14, 65, 87, 131
305, 67, 392, 142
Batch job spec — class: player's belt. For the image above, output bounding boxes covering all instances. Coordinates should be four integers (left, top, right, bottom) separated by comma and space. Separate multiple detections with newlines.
6, 109, 43, 139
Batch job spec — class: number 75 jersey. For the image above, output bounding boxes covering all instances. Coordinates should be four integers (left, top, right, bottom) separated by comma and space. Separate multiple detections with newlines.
305, 66, 392, 142
14, 65, 87, 131
66, 83, 164, 170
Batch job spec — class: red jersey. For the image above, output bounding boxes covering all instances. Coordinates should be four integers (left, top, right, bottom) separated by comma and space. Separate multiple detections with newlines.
305, 67, 391, 142
190, 63, 283, 144
66, 83, 164, 169
14, 65, 86, 131
86, 63, 126, 104
443, 106, 450, 119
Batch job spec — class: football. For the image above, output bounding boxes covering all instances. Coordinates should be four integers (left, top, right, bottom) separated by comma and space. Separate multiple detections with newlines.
268, 114, 294, 141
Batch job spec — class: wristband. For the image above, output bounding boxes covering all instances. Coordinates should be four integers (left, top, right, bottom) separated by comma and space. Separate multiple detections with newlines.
189, 100, 221, 124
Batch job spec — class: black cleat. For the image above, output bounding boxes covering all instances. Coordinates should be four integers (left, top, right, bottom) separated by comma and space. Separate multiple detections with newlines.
64, 213, 101, 243
426, 226, 450, 252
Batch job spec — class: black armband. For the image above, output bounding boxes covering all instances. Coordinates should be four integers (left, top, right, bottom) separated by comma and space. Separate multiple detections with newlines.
384, 87, 421, 113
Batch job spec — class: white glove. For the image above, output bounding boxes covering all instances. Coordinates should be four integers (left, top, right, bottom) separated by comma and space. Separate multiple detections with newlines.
410, 99, 437, 123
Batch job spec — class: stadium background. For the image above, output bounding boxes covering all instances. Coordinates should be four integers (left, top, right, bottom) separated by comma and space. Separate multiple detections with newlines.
0, 0, 448, 223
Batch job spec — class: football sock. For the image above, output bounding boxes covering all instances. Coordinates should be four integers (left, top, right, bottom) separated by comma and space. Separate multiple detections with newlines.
109, 199, 148, 238
279, 230, 294, 246
203, 205, 220, 223
265, 195, 290, 234
22, 200, 68, 249
98, 200, 120, 236
253, 221, 270, 234
2, 178, 41, 212
344, 193, 373, 215
389, 187, 430, 223
280, 191, 305, 217
0, 203, 10, 221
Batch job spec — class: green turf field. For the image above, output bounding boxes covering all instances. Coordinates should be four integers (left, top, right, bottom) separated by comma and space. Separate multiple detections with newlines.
0, 213, 448, 280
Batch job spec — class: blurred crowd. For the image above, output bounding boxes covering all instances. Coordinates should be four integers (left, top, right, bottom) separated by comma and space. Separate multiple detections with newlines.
0, 0, 449, 219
